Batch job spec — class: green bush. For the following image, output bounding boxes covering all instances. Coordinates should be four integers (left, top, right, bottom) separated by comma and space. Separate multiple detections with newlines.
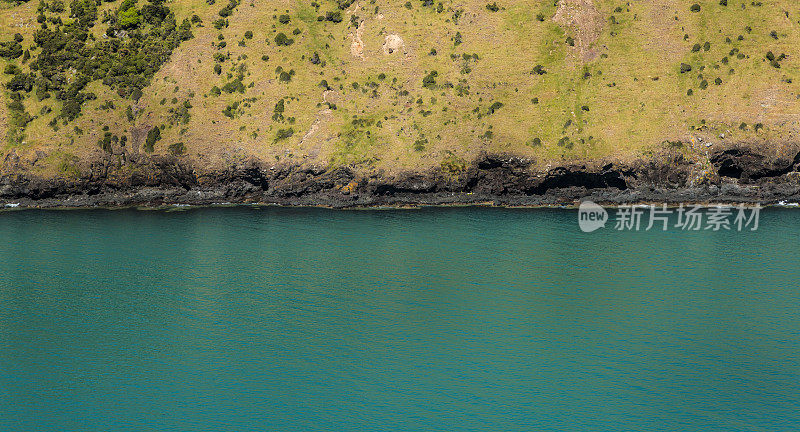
98, 132, 115, 153
275, 33, 294, 46
485, 2, 499, 12
422, 70, 438, 89
0, 41, 23, 59
47, 0, 65, 12
275, 128, 294, 141
325, 11, 343, 23
272, 99, 285, 121
531, 65, 547, 75
222, 77, 245, 93
69, 0, 98, 27
168, 142, 186, 155
278, 14, 290, 24
118, 7, 141, 29
690, 4, 700, 12
680, 63, 692, 73
144, 126, 161, 152
488, 101, 503, 114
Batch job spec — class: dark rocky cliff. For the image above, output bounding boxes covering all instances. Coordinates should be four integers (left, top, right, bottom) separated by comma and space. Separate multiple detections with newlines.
2, 147, 800, 208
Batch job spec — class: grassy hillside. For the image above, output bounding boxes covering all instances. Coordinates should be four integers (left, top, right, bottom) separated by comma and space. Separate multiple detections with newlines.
2, 0, 800, 178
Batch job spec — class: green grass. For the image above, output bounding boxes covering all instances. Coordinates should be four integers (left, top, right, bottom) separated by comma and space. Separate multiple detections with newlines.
2, 0, 800, 174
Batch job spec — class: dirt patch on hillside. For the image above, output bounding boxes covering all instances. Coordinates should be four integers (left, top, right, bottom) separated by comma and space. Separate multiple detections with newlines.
382, 34, 406, 55
350, 22, 366, 59
552, 0, 603, 61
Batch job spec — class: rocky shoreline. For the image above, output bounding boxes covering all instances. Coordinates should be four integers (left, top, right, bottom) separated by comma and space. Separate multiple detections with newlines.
2, 147, 800, 209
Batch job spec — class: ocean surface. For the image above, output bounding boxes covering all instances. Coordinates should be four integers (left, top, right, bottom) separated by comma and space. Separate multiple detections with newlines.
0, 207, 798, 431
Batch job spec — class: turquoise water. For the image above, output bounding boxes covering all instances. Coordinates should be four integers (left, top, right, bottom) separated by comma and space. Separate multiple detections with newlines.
0, 207, 799, 431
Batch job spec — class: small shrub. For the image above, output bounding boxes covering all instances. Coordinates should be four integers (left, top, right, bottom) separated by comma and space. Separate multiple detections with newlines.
680, 63, 692, 73
531, 65, 547, 75
488, 101, 504, 114
690, 4, 701, 12
422, 70, 438, 89
3, 64, 20, 75
130, 88, 143, 101
275, 33, 294, 46
168, 142, 186, 155
325, 11, 343, 23
275, 128, 294, 141
144, 127, 161, 152
0, 41, 23, 59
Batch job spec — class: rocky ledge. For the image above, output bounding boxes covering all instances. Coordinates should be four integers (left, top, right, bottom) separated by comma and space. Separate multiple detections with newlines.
2, 146, 800, 208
